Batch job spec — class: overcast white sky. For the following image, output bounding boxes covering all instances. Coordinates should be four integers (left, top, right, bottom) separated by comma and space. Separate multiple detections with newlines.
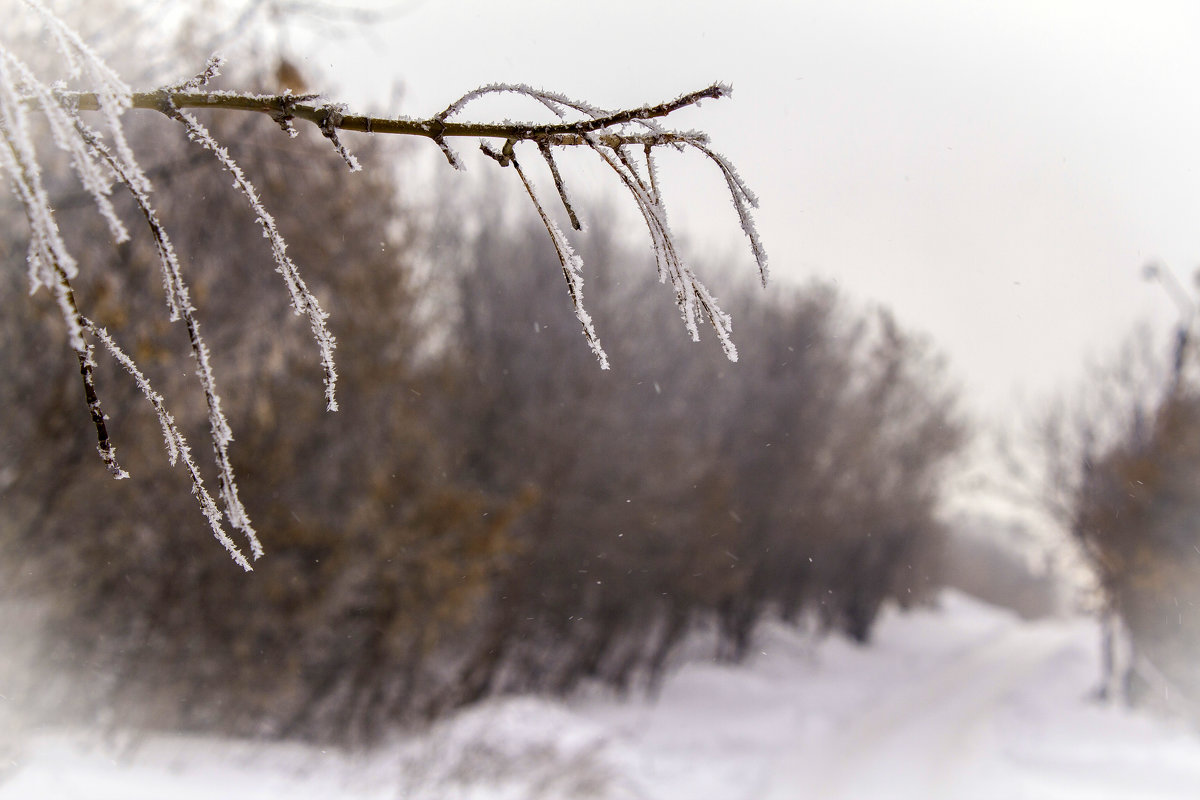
296, 0, 1200, 432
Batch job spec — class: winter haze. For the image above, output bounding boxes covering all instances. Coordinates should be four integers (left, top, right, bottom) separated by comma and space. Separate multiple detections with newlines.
313, 0, 1200, 427
4, 1, 1200, 798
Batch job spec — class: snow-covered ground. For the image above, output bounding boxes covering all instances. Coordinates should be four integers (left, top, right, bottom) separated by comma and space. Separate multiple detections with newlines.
3, 591, 1199, 799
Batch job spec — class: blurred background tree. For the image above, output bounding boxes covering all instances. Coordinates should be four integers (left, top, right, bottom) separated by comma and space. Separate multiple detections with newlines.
1041, 277, 1200, 721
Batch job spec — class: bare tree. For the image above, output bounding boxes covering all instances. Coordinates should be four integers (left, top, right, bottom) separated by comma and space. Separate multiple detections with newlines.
1, 0, 766, 568
1038, 305, 1200, 717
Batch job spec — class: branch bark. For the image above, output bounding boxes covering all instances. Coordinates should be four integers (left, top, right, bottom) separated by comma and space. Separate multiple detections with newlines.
64, 84, 724, 148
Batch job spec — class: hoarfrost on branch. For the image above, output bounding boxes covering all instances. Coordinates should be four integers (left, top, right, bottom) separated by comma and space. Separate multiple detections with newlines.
0, 1, 768, 567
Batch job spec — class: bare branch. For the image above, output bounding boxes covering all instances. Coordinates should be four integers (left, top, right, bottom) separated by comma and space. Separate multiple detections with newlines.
63, 83, 728, 149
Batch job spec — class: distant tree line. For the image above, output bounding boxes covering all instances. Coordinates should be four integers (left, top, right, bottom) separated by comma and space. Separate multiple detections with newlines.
0, 104, 963, 742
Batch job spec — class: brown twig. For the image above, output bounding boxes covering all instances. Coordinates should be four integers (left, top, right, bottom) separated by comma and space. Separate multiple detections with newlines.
63, 85, 723, 148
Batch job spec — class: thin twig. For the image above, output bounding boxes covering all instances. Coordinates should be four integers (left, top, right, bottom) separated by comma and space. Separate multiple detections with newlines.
484, 140, 608, 368
538, 140, 581, 231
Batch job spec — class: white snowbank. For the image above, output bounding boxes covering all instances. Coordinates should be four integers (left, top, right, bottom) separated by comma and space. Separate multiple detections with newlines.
3, 591, 1199, 799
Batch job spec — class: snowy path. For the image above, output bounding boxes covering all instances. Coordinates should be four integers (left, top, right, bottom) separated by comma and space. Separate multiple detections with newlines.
762, 623, 1075, 799
3, 592, 1200, 799
576, 592, 1200, 800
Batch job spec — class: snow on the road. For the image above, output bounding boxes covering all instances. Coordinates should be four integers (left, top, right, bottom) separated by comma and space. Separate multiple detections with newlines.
3, 591, 1199, 799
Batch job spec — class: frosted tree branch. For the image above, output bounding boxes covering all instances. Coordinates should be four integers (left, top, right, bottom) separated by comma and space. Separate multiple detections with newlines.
483, 140, 608, 368
61, 81, 730, 144
2, 2, 768, 566
63, 78, 768, 360
537, 140, 581, 232
84, 319, 255, 571
74, 121, 263, 561
160, 98, 340, 413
